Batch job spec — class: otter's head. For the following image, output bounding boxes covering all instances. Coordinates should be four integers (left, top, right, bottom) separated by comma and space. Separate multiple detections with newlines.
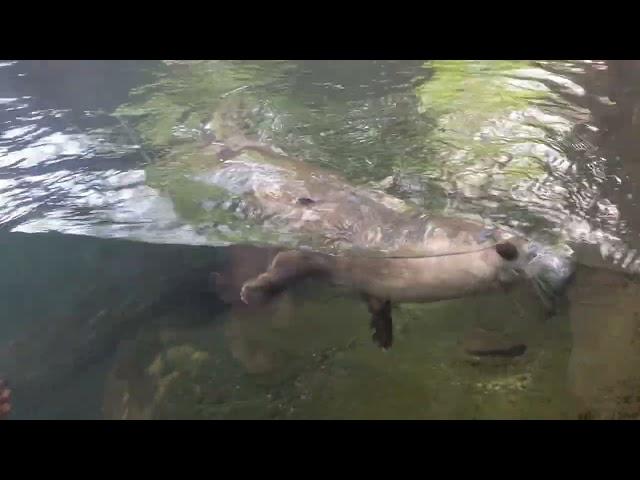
495, 237, 576, 314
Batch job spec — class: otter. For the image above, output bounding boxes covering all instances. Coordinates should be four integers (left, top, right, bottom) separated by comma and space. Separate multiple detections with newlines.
238, 235, 530, 349
198, 130, 575, 349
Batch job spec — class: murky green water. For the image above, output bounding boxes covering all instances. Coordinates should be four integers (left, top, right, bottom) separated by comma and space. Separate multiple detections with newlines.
2, 60, 640, 419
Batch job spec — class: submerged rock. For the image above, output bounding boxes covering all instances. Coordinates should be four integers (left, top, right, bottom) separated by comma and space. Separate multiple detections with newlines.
567, 265, 640, 419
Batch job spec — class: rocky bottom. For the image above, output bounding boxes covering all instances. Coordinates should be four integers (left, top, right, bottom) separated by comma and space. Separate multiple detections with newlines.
102, 280, 578, 420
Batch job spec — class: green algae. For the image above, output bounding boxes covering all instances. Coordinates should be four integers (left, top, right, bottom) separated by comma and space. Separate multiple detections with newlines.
103, 281, 577, 420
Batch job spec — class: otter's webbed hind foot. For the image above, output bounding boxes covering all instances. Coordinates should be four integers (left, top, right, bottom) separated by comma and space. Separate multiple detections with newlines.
365, 296, 393, 350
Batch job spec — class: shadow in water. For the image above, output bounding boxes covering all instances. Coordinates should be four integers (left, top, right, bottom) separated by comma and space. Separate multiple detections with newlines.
0, 232, 225, 419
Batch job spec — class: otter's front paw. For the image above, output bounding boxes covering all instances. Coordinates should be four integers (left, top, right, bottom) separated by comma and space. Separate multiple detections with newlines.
240, 280, 271, 305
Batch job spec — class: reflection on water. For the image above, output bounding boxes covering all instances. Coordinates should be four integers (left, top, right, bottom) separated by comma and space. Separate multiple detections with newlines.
2, 60, 640, 419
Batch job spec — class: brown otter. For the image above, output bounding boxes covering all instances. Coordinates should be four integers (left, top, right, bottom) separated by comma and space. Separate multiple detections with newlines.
199, 132, 575, 349
238, 238, 528, 349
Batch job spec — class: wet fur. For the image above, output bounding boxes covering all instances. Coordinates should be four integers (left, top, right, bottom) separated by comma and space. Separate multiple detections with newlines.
239, 243, 520, 349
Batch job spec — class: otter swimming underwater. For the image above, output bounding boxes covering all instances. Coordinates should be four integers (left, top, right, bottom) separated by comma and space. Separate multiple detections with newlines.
197, 110, 575, 349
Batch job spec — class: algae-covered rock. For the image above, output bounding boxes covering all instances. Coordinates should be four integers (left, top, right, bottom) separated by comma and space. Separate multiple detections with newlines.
103, 276, 577, 420
567, 265, 640, 419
